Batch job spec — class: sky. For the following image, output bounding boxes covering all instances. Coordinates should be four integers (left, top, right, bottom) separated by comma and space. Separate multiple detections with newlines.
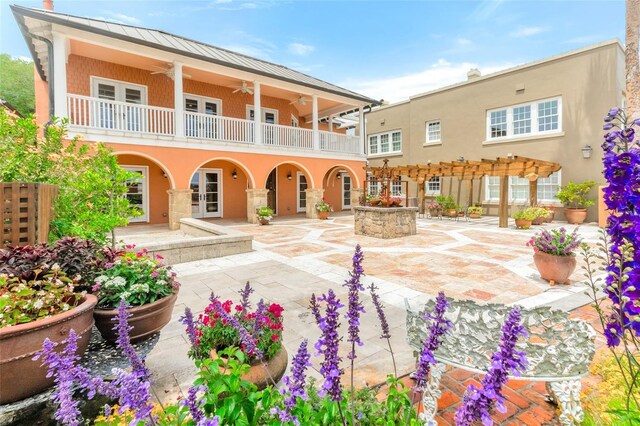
0, 0, 627, 103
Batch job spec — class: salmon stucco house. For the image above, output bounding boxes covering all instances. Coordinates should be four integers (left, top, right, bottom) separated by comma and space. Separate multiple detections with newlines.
12, 2, 378, 227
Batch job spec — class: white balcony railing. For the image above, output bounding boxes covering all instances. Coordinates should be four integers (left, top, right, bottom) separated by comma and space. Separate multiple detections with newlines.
262, 123, 314, 150
67, 95, 361, 155
67, 94, 175, 136
319, 131, 360, 154
184, 111, 254, 144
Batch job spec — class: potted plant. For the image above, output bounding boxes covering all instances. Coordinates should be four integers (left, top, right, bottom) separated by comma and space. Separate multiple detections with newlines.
256, 206, 273, 225
541, 204, 556, 223
527, 227, 582, 285
92, 248, 180, 343
512, 208, 538, 229
467, 206, 483, 219
188, 284, 287, 390
0, 265, 97, 404
530, 207, 551, 225
427, 201, 442, 218
555, 181, 597, 224
316, 197, 333, 219
436, 195, 458, 217
390, 196, 403, 207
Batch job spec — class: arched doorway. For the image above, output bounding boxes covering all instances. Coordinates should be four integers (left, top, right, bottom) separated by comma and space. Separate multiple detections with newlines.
323, 166, 355, 211
264, 163, 311, 216
189, 159, 252, 219
115, 153, 173, 224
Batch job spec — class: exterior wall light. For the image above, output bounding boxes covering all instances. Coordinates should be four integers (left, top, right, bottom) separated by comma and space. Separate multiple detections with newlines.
582, 144, 593, 159
287, 171, 293, 180
231, 168, 238, 179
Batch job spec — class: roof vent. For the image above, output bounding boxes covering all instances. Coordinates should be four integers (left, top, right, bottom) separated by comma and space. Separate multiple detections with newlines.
467, 68, 481, 80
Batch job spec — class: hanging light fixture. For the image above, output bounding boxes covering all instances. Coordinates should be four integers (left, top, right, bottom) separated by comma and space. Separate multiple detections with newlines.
581, 144, 593, 159
231, 168, 238, 179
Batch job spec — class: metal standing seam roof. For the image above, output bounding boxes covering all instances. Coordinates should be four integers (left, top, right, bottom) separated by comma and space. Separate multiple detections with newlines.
10, 5, 379, 106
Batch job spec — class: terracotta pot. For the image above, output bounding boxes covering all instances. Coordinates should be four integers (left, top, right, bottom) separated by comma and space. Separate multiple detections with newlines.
447, 209, 457, 217
544, 209, 555, 223
532, 216, 546, 225
515, 219, 532, 229
469, 213, 481, 219
94, 291, 178, 344
369, 199, 380, 206
533, 251, 577, 285
317, 211, 330, 220
0, 294, 97, 404
259, 218, 270, 225
428, 208, 441, 217
210, 346, 288, 390
564, 208, 587, 224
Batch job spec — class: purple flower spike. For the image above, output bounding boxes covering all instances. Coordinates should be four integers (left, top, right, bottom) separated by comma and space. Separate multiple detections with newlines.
113, 299, 149, 378
314, 289, 344, 402
369, 283, 390, 339
413, 292, 452, 390
455, 307, 528, 426
180, 307, 200, 351
344, 245, 366, 360
211, 298, 263, 359
309, 293, 322, 325
238, 281, 254, 311
273, 340, 311, 425
181, 385, 208, 423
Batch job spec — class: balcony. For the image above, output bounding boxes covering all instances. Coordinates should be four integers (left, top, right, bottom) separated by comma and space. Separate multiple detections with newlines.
67, 94, 361, 155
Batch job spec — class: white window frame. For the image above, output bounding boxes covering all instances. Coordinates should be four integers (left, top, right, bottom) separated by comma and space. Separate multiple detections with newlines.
184, 93, 223, 115
122, 165, 149, 223
296, 171, 307, 213
485, 96, 562, 143
426, 177, 441, 195
246, 105, 279, 124
341, 172, 352, 210
484, 171, 562, 204
367, 130, 402, 156
90, 76, 148, 104
291, 114, 299, 127
425, 120, 441, 145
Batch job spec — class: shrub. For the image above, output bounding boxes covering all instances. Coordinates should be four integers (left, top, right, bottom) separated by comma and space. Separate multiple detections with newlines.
92, 249, 179, 309
315, 197, 333, 212
256, 206, 273, 221
435, 195, 457, 210
0, 244, 52, 281
467, 206, 483, 215
0, 268, 82, 328
555, 180, 597, 208
512, 209, 538, 221
527, 227, 582, 256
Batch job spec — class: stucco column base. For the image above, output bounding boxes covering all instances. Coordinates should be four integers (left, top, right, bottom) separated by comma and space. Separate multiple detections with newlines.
305, 189, 325, 219
247, 189, 269, 224
351, 188, 364, 210
167, 189, 193, 230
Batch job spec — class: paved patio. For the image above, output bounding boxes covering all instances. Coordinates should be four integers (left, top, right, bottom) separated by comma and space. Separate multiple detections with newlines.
120, 215, 605, 425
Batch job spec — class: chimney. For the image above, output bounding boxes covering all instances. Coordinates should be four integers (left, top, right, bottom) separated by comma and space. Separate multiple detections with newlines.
43, 0, 53, 10
467, 68, 481, 80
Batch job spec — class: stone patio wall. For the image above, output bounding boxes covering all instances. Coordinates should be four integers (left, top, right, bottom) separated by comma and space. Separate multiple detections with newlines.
353, 206, 418, 239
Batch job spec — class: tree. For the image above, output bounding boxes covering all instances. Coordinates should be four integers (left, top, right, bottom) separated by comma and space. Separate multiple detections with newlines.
627, 0, 640, 117
0, 54, 35, 116
0, 111, 141, 245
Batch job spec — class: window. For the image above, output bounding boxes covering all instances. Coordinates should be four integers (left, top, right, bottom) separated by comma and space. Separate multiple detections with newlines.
426, 177, 441, 195
485, 171, 561, 202
367, 130, 402, 155
391, 181, 402, 196
122, 166, 148, 222
426, 121, 441, 143
486, 97, 562, 141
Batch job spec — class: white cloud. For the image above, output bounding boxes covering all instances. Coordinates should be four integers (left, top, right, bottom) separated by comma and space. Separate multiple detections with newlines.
215, 30, 277, 60
341, 59, 517, 103
509, 26, 547, 38
288, 42, 315, 56
563, 35, 603, 45
469, 0, 507, 21
110, 13, 141, 24
94, 11, 142, 25
456, 37, 472, 46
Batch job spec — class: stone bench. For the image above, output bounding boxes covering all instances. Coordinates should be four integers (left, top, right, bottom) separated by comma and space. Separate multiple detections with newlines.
405, 298, 596, 426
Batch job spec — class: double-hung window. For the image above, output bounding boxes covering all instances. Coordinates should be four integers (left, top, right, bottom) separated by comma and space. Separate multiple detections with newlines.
484, 171, 562, 203
486, 97, 561, 141
426, 177, 441, 195
426, 121, 441, 144
368, 130, 402, 155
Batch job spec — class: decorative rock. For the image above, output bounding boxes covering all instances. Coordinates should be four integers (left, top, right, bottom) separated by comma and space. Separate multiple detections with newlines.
353, 206, 418, 239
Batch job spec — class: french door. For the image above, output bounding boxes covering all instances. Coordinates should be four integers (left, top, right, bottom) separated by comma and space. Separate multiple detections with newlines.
247, 106, 278, 144
190, 169, 222, 218
185, 95, 221, 139
91, 78, 146, 131
122, 166, 148, 222
342, 173, 352, 209
297, 172, 307, 212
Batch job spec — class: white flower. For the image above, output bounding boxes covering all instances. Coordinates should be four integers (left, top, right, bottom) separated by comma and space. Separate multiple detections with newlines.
62, 303, 70, 311
51, 263, 61, 271
130, 283, 150, 293
33, 299, 44, 309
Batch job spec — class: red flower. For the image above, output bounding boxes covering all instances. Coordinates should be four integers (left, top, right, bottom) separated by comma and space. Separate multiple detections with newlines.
268, 303, 284, 318
271, 334, 279, 342
222, 300, 233, 313
235, 304, 243, 312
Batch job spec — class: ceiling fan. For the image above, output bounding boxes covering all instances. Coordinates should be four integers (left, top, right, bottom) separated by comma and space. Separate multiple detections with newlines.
150, 64, 191, 80
289, 95, 310, 106
232, 81, 254, 95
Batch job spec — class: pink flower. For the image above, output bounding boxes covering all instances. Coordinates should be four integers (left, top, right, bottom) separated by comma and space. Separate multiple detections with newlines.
155, 254, 164, 260
150, 271, 159, 278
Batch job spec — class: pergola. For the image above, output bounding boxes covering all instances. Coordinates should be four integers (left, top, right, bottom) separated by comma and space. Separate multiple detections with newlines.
367, 156, 562, 228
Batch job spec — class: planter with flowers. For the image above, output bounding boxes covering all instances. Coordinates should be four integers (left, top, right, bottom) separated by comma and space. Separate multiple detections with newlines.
427, 201, 442, 218
256, 206, 273, 225
527, 227, 582, 285
187, 283, 287, 389
555, 181, 597, 224
512, 208, 538, 229
316, 197, 333, 219
530, 207, 552, 225
92, 248, 180, 343
467, 206, 483, 219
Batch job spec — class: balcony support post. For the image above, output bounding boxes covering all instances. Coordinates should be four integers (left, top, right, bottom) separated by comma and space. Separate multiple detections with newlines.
52, 33, 68, 119
254, 81, 262, 145
312, 94, 319, 150
358, 107, 366, 155
328, 114, 334, 132
173, 61, 184, 138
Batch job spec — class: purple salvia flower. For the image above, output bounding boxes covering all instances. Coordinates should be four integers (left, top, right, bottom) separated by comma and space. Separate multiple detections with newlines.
197, 417, 220, 426
179, 307, 200, 351
111, 367, 153, 422
309, 293, 322, 325
369, 283, 390, 339
113, 299, 149, 378
211, 298, 263, 359
272, 340, 311, 425
455, 307, 528, 426
253, 298, 267, 337
238, 281, 254, 311
344, 245, 365, 360
181, 385, 208, 423
314, 289, 344, 402
413, 292, 452, 391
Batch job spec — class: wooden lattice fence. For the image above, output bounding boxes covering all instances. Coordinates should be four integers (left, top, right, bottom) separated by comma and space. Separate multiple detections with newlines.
1, 183, 58, 247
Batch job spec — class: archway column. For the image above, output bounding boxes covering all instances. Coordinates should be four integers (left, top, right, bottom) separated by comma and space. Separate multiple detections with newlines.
246, 188, 269, 223
167, 189, 193, 230
305, 188, 324, 219
351, 188, 364, 210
